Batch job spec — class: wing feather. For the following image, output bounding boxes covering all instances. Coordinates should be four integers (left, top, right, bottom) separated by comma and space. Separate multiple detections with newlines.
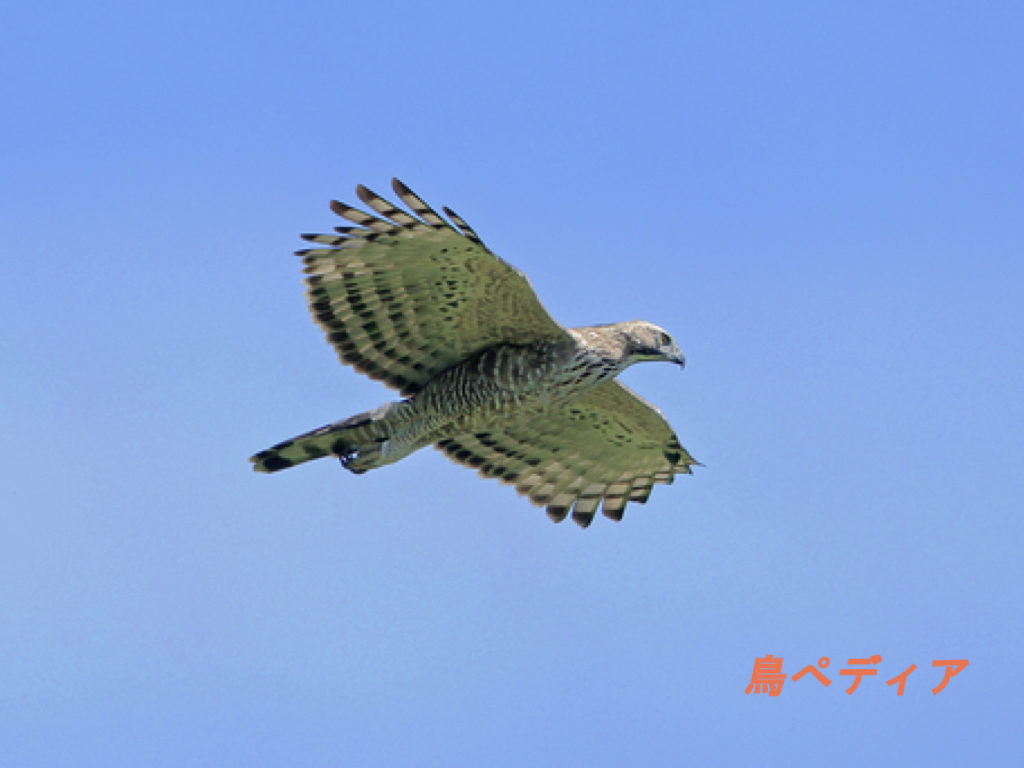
391, 178, 448, 228
328, 200, 394, 231
355, 184, 425, 228
436, 380, 697, 527
297, 180, 569, 396
442, 206, 484, 245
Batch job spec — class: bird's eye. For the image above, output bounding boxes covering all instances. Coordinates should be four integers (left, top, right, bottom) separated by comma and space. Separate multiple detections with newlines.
658, 332, 671, 346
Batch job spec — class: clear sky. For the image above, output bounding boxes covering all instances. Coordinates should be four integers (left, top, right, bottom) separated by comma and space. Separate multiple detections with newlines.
3, 1, 1022, 765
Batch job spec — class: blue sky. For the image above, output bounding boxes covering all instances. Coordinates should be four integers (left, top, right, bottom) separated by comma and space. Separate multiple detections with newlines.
3, 1, 1022, 764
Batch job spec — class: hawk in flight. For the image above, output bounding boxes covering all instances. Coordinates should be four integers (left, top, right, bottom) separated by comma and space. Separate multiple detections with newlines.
251, 180, 698, 527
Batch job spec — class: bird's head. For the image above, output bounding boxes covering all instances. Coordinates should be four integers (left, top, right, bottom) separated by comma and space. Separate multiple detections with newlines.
619, 321, 686, 368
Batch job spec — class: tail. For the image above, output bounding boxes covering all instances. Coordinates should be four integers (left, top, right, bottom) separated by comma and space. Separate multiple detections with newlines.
250, 403, 401, 474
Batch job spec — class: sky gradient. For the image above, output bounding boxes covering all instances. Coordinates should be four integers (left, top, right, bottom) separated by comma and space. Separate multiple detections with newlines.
3, 1, 1022, 765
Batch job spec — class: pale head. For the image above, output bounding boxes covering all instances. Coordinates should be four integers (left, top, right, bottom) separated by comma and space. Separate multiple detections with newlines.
615, 320, 685, 367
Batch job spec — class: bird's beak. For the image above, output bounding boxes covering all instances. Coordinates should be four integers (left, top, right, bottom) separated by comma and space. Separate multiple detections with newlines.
672, 350, 686, 368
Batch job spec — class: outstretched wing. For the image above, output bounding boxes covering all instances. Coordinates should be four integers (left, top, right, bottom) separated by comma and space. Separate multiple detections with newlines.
297, 179, 570, 396
436, 380, 698, 528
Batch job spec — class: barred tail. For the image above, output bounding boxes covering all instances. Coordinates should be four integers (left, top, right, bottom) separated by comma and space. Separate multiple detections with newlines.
250, 403, 398, 473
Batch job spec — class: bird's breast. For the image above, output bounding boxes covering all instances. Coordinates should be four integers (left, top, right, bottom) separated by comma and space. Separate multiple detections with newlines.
413, 342, 619, 434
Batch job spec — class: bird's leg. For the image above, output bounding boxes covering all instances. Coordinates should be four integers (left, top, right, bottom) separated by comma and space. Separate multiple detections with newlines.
339, 442, 384, 474
333, 399, 431, 474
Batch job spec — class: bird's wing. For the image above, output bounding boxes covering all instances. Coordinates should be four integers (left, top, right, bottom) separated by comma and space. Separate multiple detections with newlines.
436, 380, 698, 527
297, 179, 570, 396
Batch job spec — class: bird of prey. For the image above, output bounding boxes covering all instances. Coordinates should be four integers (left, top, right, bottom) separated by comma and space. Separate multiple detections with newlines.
251, 179, 697, 527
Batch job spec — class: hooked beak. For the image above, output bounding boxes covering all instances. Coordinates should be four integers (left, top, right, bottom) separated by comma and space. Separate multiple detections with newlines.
671, 350, 686, 368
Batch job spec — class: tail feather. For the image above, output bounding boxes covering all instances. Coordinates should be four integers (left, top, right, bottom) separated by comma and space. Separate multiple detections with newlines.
250, 406, 391, 473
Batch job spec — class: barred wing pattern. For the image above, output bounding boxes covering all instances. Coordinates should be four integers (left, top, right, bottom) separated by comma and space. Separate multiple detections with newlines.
298, 179, 569, 396
436, 381, 698, 527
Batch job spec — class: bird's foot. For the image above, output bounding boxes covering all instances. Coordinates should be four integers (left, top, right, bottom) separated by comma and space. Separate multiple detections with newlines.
338, 450, 367, 474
